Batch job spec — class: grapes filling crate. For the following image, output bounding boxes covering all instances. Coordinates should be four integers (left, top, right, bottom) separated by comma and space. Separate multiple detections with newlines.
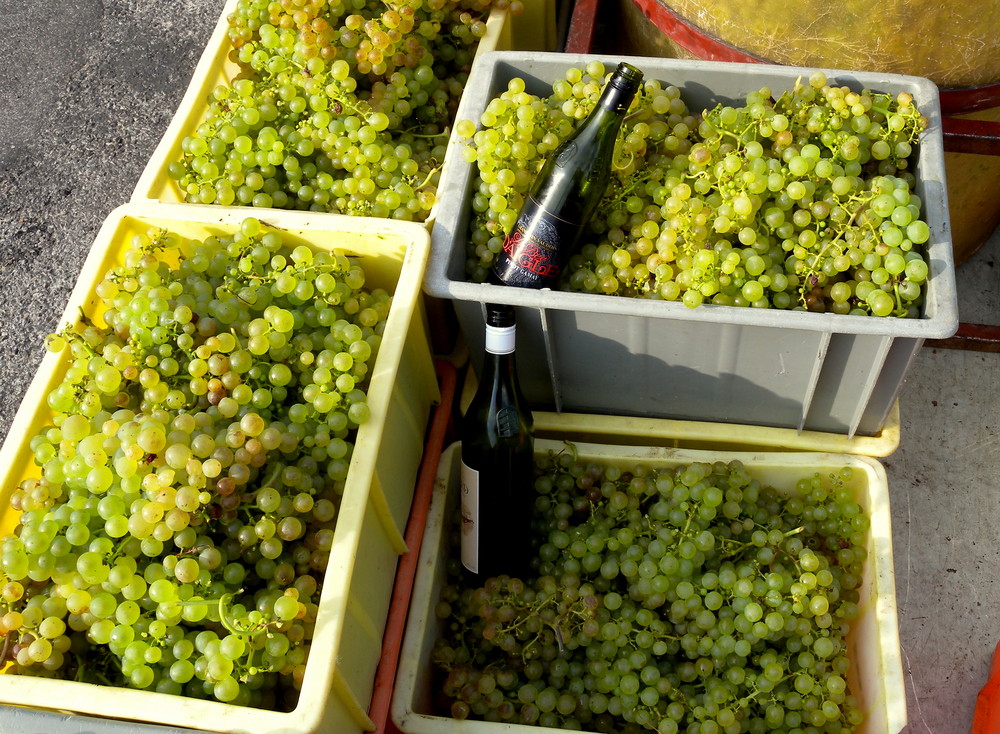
0, 203, 437, 734
392, 440, 906, 734
130, 0, 523, 225
424, 51, 959, 437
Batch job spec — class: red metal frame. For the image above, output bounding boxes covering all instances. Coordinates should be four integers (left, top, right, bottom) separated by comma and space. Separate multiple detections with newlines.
566, 0, 1000, 351
932, 119, 1000, 352
368, 359, 458, 734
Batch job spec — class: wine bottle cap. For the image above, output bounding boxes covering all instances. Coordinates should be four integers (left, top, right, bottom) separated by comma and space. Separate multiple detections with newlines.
485, 303, 516, 328
609, 62, 644, 91
484, 303, 516, 354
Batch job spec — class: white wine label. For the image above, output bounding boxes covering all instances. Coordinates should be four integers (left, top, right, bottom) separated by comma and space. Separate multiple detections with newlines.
460, 460, 479, 574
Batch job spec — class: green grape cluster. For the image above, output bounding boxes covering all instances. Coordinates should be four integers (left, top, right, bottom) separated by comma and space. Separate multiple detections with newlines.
433, 448, 871, 733
459, 66, 931, 317
169, 0, 522, 220
456, 60, 699, 283
0, 217, 390, 708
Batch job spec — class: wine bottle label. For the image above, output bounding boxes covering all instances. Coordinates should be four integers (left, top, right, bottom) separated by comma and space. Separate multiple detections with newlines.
460, 460, 479, 574
493, 195, 578, 288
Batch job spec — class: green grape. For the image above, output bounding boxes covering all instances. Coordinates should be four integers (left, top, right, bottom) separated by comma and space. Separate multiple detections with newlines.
172, 0, 522, 221
463, 67, 931, 317
432, 449, 868, 732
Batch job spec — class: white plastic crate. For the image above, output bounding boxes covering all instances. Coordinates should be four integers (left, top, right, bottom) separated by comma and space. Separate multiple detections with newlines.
424, 51, 959, 437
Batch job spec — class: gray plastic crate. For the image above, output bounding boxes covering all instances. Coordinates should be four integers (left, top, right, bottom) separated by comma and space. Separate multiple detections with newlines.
425, 51, 958, 437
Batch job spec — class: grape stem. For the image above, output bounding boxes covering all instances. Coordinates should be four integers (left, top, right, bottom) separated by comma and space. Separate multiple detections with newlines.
738, 673, 796, 707
405, 129, 449, 139
260, 463, 282, 491
796, 196, 867, 308
623, 107, 649, 126
218, 591, 276, 638
74, 651, 117, 686
257, 219, 287, 232
413, 164, 441, 190
0, 631, 12, 664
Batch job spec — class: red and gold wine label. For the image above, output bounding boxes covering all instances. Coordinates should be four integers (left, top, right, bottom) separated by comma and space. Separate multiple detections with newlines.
493, 196, 580, 288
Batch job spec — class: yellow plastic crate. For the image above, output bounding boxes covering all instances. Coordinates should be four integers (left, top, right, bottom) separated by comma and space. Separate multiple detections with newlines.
459, 367, 902, 457
0, 202, 438, 734
508, 0, 560, 51
131, 0, 517, 220
532, 406, 901, 458
392, 440, 906, 734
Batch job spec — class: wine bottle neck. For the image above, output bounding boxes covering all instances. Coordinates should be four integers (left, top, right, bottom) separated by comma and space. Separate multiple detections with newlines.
596, 73, 641, 116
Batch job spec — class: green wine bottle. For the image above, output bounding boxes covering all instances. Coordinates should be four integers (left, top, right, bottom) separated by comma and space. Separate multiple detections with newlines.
492, 62, 644, 289
460, 303, 534, 579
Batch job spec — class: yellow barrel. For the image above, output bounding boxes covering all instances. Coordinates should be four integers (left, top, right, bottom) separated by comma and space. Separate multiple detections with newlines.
635, 0, 1000, 89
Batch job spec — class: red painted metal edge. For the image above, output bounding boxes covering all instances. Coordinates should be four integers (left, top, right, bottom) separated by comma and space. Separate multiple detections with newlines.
627, 0, 762, 63
565, 0, 602, 54
942, 117, 1000, 156
368, 359, 459, 734
941, 83, 1000, 116
925, 323, 1000, 353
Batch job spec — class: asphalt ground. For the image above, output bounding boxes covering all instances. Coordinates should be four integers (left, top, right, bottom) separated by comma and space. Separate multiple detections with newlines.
0, 0, 225, 447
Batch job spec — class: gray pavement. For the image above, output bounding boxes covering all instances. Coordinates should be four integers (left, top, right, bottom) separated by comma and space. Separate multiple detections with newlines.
2, 1, 1000, 733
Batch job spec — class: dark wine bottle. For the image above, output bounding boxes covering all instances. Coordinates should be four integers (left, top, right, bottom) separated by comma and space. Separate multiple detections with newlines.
460, 303, 534, 579
491, 61, 645, 289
